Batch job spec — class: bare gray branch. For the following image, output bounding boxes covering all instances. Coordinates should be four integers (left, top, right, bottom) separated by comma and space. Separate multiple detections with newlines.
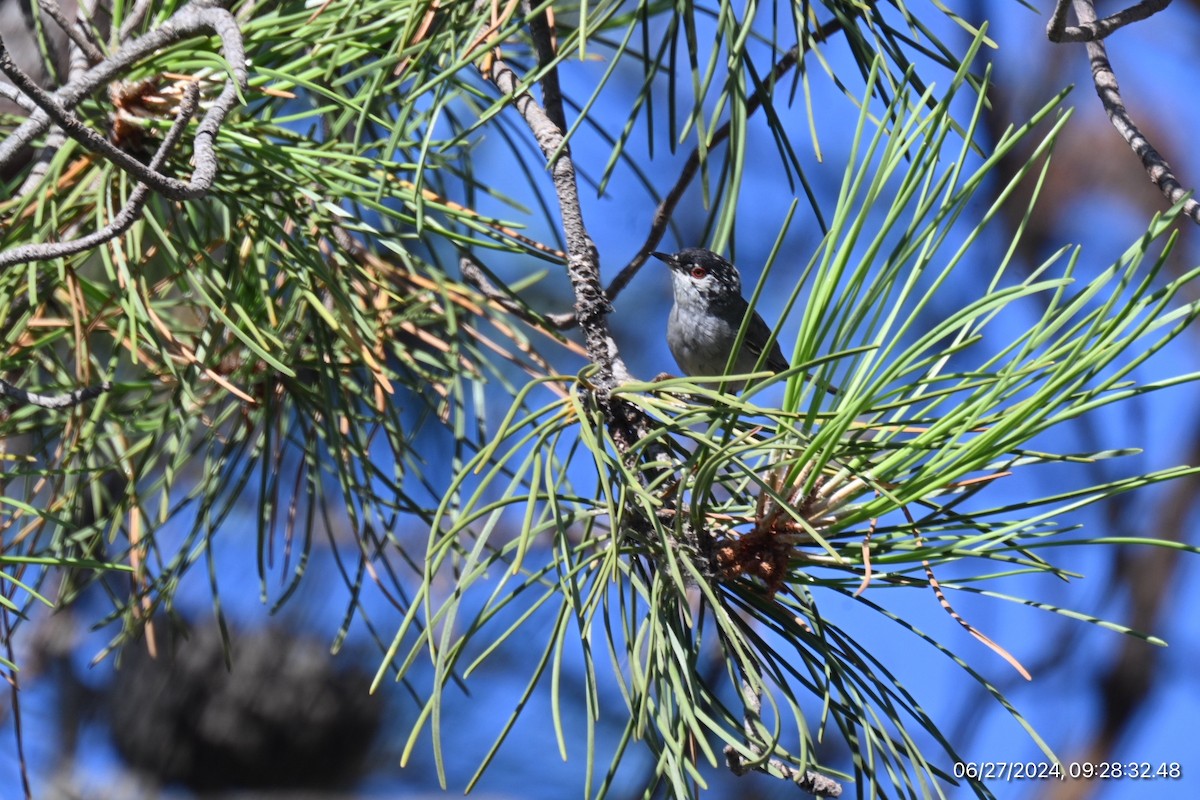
1047, 0, 1170, 42
36, 0, 105, 63
1053, 0, 1200, 223
0, 81, 201, 269
484, 55, 630, 387
0, 0, 245, 201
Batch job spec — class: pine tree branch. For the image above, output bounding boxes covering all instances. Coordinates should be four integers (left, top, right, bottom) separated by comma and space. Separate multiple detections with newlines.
35, 0, 105, 63
0, 81, 200, 269
0, 0, 245, 205
1046, 0, 1170, 42
482, 41, 629, 387
1047, 0, 1200, 223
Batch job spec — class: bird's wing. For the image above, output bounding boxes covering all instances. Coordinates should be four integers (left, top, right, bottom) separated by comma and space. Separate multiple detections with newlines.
744, 304, 840, 395
744, 308, 790, 373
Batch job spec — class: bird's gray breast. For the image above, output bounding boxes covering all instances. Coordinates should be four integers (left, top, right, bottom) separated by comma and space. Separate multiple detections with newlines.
667, 304, 752, 377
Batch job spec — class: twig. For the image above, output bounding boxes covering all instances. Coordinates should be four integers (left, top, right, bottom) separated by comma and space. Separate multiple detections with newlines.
464, 0, 522, 67
0, 0, 245, 201
459, 253, 540, 321
526, 6, 567, 135
1046, 0, 1170, 42
0, 83, 35, 112
547, 14, 849, 329
13, 3, 92, 203
1047, 0, 1199, 223
398, 178, 566, 258
36, 0, 105, 63
724, 678, 843, 796
118, 0, 155, 41
0, 82, 201, 270
0, 378, 112, 409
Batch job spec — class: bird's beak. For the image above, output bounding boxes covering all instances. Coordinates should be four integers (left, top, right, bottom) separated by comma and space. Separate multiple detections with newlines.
650, 251, 673, 266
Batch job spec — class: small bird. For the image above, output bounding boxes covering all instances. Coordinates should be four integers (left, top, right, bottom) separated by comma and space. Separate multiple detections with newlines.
652, 248, 789, 391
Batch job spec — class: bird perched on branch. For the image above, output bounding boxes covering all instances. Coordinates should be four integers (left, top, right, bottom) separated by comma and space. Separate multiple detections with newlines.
652, 248, 790, 392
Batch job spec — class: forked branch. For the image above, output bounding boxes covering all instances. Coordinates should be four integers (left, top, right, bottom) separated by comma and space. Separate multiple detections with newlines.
1047, 0, 1199, 223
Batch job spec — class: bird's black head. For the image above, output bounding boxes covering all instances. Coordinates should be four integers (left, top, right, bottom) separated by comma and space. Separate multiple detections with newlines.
651, 248, 743, 309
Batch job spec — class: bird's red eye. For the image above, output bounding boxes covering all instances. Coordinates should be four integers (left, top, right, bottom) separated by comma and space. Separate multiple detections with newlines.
690, 266, 707, 279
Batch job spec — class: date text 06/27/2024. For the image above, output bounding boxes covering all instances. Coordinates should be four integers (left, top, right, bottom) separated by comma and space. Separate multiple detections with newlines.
954, 761, 1183, 782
